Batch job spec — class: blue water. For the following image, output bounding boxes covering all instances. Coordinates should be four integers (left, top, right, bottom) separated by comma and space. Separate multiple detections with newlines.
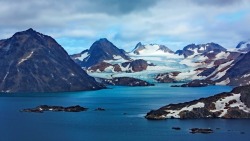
0, 84, 249, 141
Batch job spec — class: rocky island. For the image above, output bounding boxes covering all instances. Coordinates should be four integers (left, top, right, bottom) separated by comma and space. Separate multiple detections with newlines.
21, 105, 88, 113
171, 80, 215, 87
145, 85, 250, 119
97, 77, 154, 87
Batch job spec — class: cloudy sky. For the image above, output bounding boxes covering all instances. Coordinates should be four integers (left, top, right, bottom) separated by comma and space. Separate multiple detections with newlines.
0, 0, 250, 54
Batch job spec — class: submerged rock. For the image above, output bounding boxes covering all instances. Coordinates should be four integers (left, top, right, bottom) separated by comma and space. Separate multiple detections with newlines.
190, 128, 213, 134
172, 127, 181, 130
95, 108, 105, 111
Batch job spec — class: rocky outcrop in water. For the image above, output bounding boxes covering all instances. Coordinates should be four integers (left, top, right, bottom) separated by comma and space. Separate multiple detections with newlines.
171, 80, 215, 87
190, 128, 213, 134
145, 85, 250, 119
21, 105, 88, 113
97, 77, 154, 87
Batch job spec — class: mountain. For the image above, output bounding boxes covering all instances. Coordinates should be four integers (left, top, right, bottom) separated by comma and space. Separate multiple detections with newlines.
235, 40, 250, 52
145, 85, 250, 119
216, 51, 250, 86
131, 42, 174, 56
175, 43, 227, 58
70, 39, 249, 85
0, 28, 104, 93
71, 38, 130, 68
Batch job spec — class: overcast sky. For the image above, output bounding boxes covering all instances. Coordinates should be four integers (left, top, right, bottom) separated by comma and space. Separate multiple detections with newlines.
0, 0, 250, 54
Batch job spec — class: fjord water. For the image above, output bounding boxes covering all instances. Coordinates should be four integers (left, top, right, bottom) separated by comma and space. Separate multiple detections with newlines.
0, 84, 249, 141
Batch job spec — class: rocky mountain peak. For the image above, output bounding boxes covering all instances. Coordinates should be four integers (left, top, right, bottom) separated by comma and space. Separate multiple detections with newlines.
176, 42, 226, 58
89, 38, 118, 52
12, 28, 42, 38
132, 42, 174, 55
135, 42, 143, 48
235, 40, 250, 52
0, 29, 104, 93
71, 38, 130, 68
158, 45, 174, 53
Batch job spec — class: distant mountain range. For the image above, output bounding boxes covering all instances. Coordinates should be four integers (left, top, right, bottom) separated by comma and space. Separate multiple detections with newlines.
1, 28, 250, 93
0, 29, 104, 93
71, 38, 250, 87
71, 39, 156, 73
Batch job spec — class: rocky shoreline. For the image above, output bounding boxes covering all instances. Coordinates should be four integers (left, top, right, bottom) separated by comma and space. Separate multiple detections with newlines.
145, 85, 250, 119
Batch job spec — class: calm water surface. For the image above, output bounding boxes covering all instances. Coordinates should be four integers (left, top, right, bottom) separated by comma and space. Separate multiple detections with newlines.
1, 84, 249, 141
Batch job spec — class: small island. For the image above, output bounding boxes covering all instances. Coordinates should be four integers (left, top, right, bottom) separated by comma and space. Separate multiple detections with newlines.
20, 105, 88, 113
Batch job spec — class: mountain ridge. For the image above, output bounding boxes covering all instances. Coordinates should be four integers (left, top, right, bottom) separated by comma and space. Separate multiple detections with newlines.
71, 38, 130, 68
0, 28, 104, 93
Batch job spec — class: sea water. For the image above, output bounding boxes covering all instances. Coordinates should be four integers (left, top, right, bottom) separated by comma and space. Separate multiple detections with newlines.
0, 84, 249, 141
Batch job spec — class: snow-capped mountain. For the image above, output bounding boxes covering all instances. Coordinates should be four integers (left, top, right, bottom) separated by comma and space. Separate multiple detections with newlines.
235, 40, 250, 53
70, 38, 250, 87
153, 43, 231, 82
78, 41, 187, 81
71, 38, 130, 68
0, 28, 104, 93
175, 43, 226, 58
216, 51, 250, 86
131, 42, 174, 56
169, 50, 242, 85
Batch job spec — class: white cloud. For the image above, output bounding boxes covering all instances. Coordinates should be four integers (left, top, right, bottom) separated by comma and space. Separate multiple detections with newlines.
0, 0, 250, 54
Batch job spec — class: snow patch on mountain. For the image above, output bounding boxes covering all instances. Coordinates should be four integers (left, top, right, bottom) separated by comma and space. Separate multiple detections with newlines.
18, 51, 34, 65
216, 78, 230, 85
76, 52, 89, 61
104, 55, 128, 65
210, 93, 250, 117
164, 102, 205, 118
208, 60, 234, 80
